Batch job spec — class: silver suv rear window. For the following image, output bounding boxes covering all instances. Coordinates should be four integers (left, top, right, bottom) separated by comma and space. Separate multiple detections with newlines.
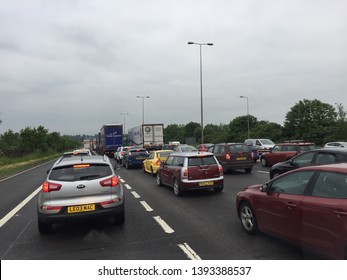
49, 164, 112, 182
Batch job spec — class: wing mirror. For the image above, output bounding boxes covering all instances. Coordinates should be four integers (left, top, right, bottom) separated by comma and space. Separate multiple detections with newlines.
260, 183, 269, 192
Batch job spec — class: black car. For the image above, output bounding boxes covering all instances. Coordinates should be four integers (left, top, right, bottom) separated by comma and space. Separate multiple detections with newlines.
269, 148, 347, 179
122, 148, 149, 169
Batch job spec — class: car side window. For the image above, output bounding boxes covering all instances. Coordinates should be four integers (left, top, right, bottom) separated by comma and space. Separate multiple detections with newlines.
292, 151, 315, 167
312, 172, 347, 198
165, 155, 174, 166
208, 146, 214, 153
172, 156, 184, 166
315, 153, 336, 164
272, 145, 282, 152
270, 171, 314, 195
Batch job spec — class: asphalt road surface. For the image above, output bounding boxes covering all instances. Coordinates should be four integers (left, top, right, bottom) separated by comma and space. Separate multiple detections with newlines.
0, 159, 308, 260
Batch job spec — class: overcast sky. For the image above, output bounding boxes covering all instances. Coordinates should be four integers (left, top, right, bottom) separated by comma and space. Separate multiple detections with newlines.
1, 0, 346, 136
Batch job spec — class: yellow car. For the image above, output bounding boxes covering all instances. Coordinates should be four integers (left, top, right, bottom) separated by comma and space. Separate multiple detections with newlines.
143, 150, 173, 176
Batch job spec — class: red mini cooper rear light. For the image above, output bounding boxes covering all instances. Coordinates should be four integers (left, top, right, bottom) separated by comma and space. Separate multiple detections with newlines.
226, 153, 231, 160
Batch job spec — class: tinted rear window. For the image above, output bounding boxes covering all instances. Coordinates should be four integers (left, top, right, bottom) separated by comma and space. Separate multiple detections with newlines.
188, 156, 217, 166
228, 144, 250, 153
49, 163, 112, 182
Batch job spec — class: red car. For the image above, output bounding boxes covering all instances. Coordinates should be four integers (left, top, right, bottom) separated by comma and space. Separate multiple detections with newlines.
260, 142, 316, 167
157, 152, 224, 196
236, 163, 347, 259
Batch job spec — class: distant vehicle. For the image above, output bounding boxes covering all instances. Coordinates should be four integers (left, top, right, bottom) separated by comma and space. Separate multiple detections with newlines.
260, 142, 316, 167
37, 155, 125, 234
97, 124, 123, 158
114, 146, 136, 163
208, 143, 254, 173
156, 152, 224, 196
244, 139, 275, 154
62, 149, 92, 158
128, 124, 164, 149
196, 143, 213, 152
174, 144, 198, 153
143, 149, 174, 176
269, 148, 347, 179
122, 148, 149, 169
324, 142, 347, 148
236, 163, 347, 259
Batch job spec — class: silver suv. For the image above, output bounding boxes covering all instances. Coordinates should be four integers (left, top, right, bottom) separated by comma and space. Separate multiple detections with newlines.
37, 155, 124, 234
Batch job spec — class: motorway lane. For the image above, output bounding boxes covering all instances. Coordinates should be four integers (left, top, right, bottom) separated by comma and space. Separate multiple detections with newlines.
116, 161, 305, 260
0, 159, 305, 260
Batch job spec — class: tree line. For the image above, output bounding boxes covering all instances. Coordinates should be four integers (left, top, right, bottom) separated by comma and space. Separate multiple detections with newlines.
1, 99, 346, 158
0, 126, 80, 157
164, 99, 347, 146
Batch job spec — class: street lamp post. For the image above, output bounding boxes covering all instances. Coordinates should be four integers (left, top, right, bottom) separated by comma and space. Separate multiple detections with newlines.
136, 95, 150, 125
240, 95, 250, 139
188, 41, 213, 144
120, 112, 129, 145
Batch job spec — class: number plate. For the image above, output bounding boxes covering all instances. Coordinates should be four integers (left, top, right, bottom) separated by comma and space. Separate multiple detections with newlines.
68, 204, 95, 213
236, 157, 247, 160
199, 181, 214, 186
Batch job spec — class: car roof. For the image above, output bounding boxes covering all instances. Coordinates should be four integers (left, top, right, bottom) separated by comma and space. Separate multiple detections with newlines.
298, 162, 347, 173
54, 155, 111, 167
170, 152, 214, 157
275, 142, 315, 146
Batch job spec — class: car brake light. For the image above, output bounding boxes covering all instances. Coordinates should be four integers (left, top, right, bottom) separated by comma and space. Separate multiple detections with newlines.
156, 159, 161, 165
226, 153, 231, 160
181, 168, 188, 179
73, 164, 90, 168
100, 176, 119, 187
218, 165, 223, 176
42, 181, 62, 192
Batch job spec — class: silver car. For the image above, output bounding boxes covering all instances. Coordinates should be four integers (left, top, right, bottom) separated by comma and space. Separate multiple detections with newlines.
37, 155, 124, 234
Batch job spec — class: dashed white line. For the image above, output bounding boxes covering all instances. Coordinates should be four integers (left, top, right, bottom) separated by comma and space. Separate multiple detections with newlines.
153, 216, 175, 234
131, 191, 141, 198
258, 170, 269, 174
140, 201, 153, 212
178, 243, 202, 260
124, 184, 132, 190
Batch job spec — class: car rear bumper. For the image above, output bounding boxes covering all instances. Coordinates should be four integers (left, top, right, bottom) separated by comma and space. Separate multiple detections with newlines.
221, 161, 254, 170
38, 202, 124, 224
180, 178, 224, 190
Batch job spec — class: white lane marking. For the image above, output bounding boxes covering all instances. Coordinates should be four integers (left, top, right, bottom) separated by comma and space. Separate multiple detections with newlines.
153, 216, 175, 234
0, 186, 41, 228
119, 178, 125, 183
258, 170, 269, 174
178, 243, 202, 260
124, 184, 132, 190
131, 191, 141, 198
140, 201, 153, 212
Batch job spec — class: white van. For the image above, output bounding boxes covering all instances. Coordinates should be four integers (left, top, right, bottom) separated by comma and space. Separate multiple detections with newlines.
244, 139, 275, 151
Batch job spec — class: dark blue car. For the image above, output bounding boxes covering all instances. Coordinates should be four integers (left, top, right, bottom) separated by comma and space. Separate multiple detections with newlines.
122, 148, 149, 169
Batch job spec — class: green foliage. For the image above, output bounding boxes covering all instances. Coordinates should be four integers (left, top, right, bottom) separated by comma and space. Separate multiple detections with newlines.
283, 99, 338, 145
0, 126, 80, 157
163, 99, 347, 146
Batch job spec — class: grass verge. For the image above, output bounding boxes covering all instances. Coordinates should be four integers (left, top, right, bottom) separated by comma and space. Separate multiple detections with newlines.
0, 152, 61, 180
